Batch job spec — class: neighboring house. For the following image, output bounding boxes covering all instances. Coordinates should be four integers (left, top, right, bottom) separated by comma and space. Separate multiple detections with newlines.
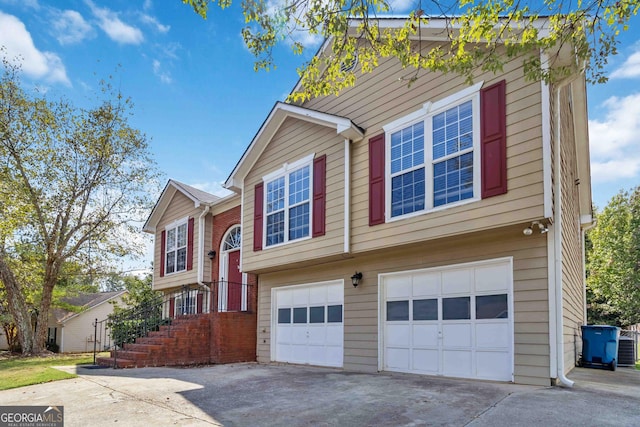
0, 330, 8, 350
139, 179, 257, 365
224, 18, 592, 386
49, 290, 127, 353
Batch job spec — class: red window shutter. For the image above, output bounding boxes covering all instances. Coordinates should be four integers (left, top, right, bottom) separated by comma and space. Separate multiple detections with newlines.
169, 297, 175, 319
312, 155, 327, 237
187, 217, 195, 271
160, 230, 166, 277
253, 183, 264, 251
480, 80, 507, 198
369, 133, 386, 225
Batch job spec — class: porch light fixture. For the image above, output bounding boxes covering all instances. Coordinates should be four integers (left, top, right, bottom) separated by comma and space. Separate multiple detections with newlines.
523, 221, 548, 236
351, 272, 363, 287
207, 250, 216, 260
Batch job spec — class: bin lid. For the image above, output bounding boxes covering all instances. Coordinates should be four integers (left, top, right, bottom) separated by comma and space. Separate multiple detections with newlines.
581, 325, 619, 330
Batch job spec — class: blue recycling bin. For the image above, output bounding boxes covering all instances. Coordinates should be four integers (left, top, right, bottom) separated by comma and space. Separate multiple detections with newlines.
581, 325, 620, 371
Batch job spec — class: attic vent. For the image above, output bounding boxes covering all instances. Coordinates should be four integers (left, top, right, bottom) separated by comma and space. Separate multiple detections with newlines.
340, 53, 358, 73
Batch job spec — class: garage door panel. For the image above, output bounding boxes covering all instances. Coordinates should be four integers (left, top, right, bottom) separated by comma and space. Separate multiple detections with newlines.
386, 324, 411, 347
325, 325, 343, 346
442, 324, 472, 347
476, 323, 510, 348
413, 349, 439, 373
386, 348, 410, 370
442, 269, 472, 294
385, 276, 412, 298
475, 264, 510, 292
309, 286, 326, 305
291, 344, 308, 363
276, 325, 292, 344
307, 326, 326, 345
325, 346, 343, 367
442, 350, 472, 377
412, 324, 439, 347
327, 284, 343, 304
412, 272, 441, 297
293, 288, 309, 305
476, 351, 511, 380
277, 290, 293, 307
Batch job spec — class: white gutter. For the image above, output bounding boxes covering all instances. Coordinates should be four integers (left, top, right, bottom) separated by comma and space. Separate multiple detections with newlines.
344, 139, 351, 253
551, 85, 573, 388
197, 205, 211, 288
540, 53, 553, 219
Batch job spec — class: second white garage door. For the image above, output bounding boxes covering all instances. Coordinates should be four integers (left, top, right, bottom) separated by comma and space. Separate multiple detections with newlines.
381, 258, 513, 382
272, 280, 344, 367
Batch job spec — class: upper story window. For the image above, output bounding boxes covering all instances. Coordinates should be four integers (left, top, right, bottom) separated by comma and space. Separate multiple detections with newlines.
263, 153, 313, 247
165, 219, 187, 274
385, 84, 481, 220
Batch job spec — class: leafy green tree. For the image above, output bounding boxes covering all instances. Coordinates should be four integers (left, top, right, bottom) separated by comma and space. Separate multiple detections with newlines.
587, 187, 640, 326
0, 57, 160, 354
181, 0, 639, 100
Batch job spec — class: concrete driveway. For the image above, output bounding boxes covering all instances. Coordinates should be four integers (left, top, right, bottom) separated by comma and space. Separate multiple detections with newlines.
0, 363, 638, 426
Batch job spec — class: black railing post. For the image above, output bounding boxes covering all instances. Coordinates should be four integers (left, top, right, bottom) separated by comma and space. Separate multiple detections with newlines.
93, 318, 98, 364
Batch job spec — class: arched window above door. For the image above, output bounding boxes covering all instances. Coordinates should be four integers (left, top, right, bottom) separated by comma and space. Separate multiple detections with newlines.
222, 225, 241, 251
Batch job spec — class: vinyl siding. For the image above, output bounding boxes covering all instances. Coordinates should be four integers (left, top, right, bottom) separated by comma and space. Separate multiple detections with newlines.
300, 46, 545, 256
58, 296, 126, 353
242, 118, 346, 272
257, 225, 551, 386
558, 84, 585, 372
153, 190, 208, 291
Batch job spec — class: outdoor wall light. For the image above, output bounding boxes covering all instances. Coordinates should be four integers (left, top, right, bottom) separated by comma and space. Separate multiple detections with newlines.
351, 272, 363, 287
523, 221, 548, 236
207, 250, 216, 260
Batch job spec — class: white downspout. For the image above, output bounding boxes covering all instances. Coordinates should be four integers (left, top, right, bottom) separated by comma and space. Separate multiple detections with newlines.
581, 220, 596, 323
197, 205, 211, 288
553, 87, 573, 388
344, 139, 351, 254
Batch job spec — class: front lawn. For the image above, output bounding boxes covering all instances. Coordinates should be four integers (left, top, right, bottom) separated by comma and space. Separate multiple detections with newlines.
0, 352, 107, 391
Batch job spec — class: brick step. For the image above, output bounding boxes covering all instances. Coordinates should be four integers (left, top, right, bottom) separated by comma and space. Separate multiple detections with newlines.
123, 343, 164, 353
96, 357, 136, 368
110, 350, 149, 361
136, 336, 175, 345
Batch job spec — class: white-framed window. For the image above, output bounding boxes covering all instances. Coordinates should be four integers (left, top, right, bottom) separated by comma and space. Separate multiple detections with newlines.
165, 218, 188, 274
263, 153, 314, 247
384, 83, 482, 220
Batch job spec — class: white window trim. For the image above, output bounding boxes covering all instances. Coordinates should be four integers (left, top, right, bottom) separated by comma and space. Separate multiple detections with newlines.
383, 83, 484, 223
262, 153, 315, 249
164, 216, 189, 276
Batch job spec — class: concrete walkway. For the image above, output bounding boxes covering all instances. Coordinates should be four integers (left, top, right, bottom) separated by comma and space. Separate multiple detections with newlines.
0, 364, 638, 426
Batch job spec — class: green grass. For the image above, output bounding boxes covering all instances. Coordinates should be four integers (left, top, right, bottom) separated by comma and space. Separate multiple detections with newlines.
0, 352, 108, 391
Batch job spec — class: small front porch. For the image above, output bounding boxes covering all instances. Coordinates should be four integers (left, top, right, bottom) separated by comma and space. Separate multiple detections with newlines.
96, 280, 257, 368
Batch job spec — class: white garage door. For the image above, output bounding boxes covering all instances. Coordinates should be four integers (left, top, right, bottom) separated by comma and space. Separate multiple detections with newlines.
272, 280, 344, 367
381, 258, 513, 382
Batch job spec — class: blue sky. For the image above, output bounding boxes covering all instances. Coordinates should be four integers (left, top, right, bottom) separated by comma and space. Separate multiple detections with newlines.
1, 0, 639, 270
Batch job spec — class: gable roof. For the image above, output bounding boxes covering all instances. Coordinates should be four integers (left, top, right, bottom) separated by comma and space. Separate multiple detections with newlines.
143, 179, 221, 233
53, 290, 127, 324
224, 102, 364, 192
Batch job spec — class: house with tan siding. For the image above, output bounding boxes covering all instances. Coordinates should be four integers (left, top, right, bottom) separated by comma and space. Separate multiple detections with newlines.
224, 18, 592, 386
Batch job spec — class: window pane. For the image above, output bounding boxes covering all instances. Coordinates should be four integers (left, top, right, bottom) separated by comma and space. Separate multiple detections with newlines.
309, 306, 325, 323
166, 228, 176, 251
476, 294, 508, 319
289, 166, 310, 205
278, 308, 291, 324
223, 226, 241, 251
288, 203, 310, 240
293, 307, 307, 323
387, 300, 409, 321
391, 122, 425, 173
177, 223, 187, 247
391, 168, 425, 217
327, 305, 342, 323
443, 297, 470, 320
166, 251, 175, 274
266, 211, 285, 246
433, 152, 474, 207
413, 299, 438, 320
176, 247, 186, 271
266, 177, 285, 213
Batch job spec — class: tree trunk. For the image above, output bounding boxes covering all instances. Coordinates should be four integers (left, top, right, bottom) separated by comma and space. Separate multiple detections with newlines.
0, 254, 35, 354
34, 279, 56, 354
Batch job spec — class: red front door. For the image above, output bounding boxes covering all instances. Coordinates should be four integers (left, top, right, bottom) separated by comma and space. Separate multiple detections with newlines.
227, 250, 242, 311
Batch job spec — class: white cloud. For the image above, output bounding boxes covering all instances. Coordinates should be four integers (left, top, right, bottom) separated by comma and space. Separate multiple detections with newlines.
152, 59, 172, 84
52, 10, 94, 45
143, 0, 153, 12
265, 0, 323, 49
190, 181, 233, 198
589, 93, 640, 183
0, 11, 70, 85
610, 44, 640, 79
85, 0, 144, 45
388, 0, 416, 12
0, 0, 40, 9
140, 13, 170, 33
